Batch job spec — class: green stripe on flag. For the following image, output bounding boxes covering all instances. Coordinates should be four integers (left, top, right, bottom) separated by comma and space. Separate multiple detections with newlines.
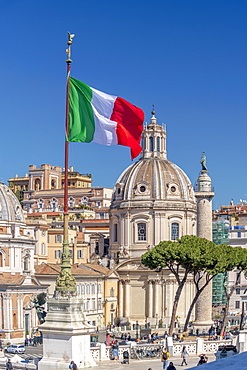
68, 77, 95, 142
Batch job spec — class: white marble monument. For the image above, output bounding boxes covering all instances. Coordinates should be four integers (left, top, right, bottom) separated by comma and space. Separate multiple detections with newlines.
38, 296, 96, 370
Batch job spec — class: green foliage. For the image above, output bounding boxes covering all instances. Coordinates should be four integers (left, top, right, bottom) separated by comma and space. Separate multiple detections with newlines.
142, 235, 218, 275
14, 189, 23, 203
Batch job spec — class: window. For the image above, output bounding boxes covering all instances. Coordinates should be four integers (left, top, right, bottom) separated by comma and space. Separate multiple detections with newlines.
98, 299, 102, 310
55, 234, 62, 243
97, 201, 101, 207
98, 284, 102, 294
114, 224, 118, 242
86, 300, 90, 310
41, 243, 46, 255
76, 285, 80, 294
149, 137, 153, 152
238, 232, 241, 238
77, 250, 84, 259
81, 284, 85, 294
51, 179, 56, 189
38, 199, 44, 209
50, 197, 57, 209
92, 284, 95, 294
92, 299, 96, 310
100, 213, 104, 219
138, 223, 146, 241
69, 196, 74, 208
41, 230, 46, 236
236, 288, 241, 295
55, 250, 61, 259
235, 301, 240, 309
157, 137, 160, 152
95, 242, 99, 254
86, 284, 90, 294
69, 250, 73, 258
171, 222, 179, 241
110, 287, 115, 297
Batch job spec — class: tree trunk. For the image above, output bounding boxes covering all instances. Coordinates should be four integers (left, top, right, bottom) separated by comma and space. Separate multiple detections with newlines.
220, 296, 230, 337
168, 273, 188, 336
183, 275, 212, 332
220, 271, 242, 337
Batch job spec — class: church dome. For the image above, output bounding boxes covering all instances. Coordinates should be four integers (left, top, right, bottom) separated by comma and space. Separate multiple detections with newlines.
111, 113, 195, 206
0, 183, 24, 222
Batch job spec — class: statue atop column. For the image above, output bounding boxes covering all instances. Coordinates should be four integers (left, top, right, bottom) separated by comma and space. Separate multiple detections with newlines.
200, 152, 208, 171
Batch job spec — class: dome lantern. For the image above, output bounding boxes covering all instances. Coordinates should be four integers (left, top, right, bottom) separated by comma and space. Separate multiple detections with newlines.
142, 111, 167, 159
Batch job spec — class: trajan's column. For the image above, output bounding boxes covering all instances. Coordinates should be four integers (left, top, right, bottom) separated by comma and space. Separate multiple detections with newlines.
193, 152, 214, 331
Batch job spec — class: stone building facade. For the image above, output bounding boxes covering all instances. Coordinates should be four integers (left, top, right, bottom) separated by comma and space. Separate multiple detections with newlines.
0, 183, 47, 342
109, 113, 214, 328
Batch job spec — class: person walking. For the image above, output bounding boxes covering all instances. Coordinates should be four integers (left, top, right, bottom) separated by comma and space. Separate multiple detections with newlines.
161, 347, 170, 370
167, 362, 176, 370
112, 340, 119, 360
181, 345, 189, 366
6, 359, 13, 370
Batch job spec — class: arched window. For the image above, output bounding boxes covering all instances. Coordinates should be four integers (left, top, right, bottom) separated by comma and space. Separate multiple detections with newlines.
92, 284, 95, 294
69, 196, 74, 208
50, 197, 57, 209
35, 179, 41, 191
86, 284, 90, 294
51, 179, 56, 189
171, 222, 179, 241
157, 137, 160, 152
0, 252, 3, 267
138, 223, 146, 241
98, 283, 102, 294
38, 199, 44, 209
149, 137, 154, 152
81, 284, 85, 294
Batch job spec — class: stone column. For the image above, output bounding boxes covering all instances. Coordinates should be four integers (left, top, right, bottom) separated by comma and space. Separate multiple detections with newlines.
2, 293, 11, 330
148, 280, 153, 318
118, 280, 124, 318
154, 279, 161, 317
17, 293, 23, 329
194, 168, 214, 331
124, 279, 131, 319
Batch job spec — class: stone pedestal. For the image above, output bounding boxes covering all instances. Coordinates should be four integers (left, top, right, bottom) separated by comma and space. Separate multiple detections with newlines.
38, 297, 96, 370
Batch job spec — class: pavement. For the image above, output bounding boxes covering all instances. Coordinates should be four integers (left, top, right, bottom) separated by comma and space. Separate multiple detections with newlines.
91, 355, 216, 370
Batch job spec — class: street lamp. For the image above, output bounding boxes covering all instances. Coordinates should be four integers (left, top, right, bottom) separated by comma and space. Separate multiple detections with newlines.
136, 320, 139, 339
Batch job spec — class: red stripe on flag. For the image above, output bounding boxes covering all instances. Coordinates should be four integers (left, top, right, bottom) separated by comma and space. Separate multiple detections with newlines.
110, 97, 144, 160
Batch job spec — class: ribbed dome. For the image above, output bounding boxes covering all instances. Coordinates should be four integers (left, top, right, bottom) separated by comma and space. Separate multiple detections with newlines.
112, 158, 195, 203
0, 183, 24, 222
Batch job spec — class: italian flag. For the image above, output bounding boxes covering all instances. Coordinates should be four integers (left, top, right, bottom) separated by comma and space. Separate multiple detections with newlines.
68, 77, 144, 160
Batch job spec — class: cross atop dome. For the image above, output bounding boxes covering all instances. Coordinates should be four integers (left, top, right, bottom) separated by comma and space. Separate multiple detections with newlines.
150, 105, 158, 126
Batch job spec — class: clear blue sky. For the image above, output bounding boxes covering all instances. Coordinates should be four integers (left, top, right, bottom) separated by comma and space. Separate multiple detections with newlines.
1, 0, 247, 209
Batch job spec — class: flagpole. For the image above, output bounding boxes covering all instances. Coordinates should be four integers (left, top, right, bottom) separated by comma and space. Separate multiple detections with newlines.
55, 32, 76, 295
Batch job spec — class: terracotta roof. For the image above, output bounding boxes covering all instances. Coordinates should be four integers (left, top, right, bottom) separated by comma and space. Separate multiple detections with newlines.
84, 263, 114, 276
35, 263, 104, 277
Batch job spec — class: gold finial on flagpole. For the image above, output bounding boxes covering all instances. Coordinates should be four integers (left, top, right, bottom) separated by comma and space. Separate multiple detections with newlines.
66, 32, 75, 64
